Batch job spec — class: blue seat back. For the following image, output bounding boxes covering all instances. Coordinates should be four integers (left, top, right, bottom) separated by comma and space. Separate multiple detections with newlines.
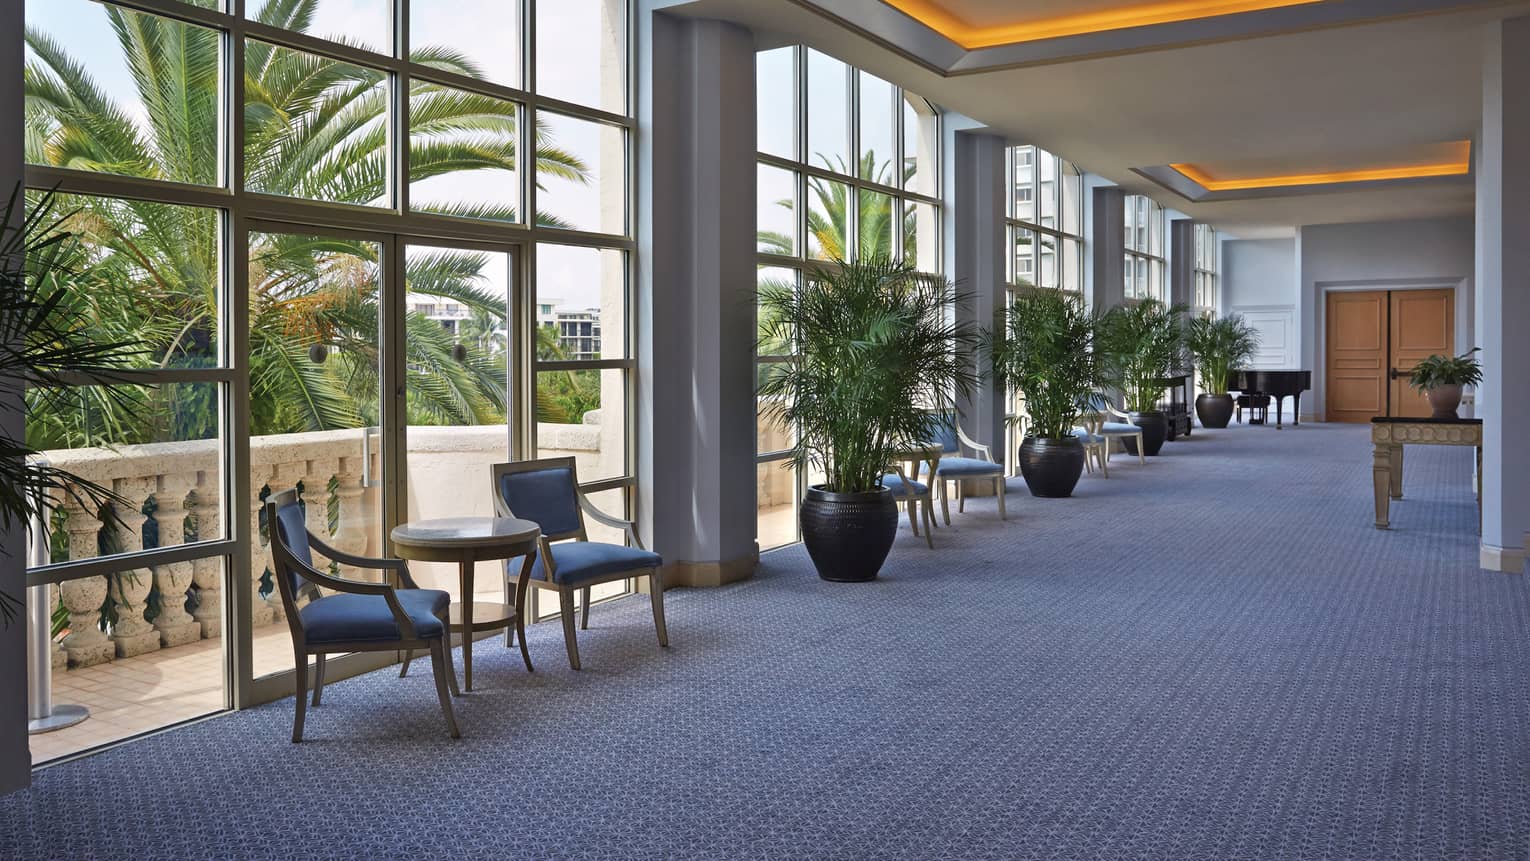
498, 466, 582, 538
923, 412, 959, 453
270, 496, 315, 598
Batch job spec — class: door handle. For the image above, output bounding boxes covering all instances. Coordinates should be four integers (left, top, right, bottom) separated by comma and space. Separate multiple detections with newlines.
1388, 368, 1407, 381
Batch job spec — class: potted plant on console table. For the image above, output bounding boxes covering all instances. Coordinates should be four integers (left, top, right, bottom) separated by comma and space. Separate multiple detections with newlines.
988, 287, 1100, 498
757, 256, 975, 582
1185, 312, 1259, 429
1099, 298, 1186, 457
1408, 348, 1482, 419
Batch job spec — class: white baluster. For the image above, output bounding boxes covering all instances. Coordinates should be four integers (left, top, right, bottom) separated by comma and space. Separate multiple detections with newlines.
303, 460, 339, 591
109, 478, 159, 658
59, 496, 113, 668
189, 474, 223, 639
151, 474, 201, 648
332, 456, 374, 583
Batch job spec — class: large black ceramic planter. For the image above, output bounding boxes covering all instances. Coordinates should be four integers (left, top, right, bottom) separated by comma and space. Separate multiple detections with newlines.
800, 485, 899, 582
1018, 436, 1086, 498
1122, 411, 1168, 456
1196, 393, 1235, 429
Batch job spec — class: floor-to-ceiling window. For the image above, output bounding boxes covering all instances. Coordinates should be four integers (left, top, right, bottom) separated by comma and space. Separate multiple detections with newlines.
21, 0, 632, 762
754, 46, 942, 550
1193, 223, 1219, 314
1123, 194, 1166, 302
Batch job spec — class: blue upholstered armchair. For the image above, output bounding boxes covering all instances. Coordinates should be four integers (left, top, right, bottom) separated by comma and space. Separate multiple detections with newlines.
491, 458, 668, 670
265, 490, 459, 742
919, 416, 1008, 524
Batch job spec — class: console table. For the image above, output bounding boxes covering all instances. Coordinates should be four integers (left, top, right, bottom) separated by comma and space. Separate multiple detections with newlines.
1370, 417, 1482, 531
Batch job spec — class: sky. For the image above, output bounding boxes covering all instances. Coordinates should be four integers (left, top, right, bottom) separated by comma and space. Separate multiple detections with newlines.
25, 0, 621, 313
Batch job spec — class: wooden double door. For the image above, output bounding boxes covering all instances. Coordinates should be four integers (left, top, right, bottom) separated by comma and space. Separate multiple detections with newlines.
1326, 288, 1454, 423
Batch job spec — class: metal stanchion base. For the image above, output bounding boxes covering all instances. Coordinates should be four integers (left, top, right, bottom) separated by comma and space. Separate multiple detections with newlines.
28, 704, 89, 734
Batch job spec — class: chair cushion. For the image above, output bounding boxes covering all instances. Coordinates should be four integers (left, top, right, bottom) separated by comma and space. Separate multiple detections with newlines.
924, 456, 1002, 477
299, 589, 450, 645
1072, 429, 1105, 444
880, 473, 929, 497
1100, 422, 1142, 435
499, 466, 581, 536
524, 541, 662, 585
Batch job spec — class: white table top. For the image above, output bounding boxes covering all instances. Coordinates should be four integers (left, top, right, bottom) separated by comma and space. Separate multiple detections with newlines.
390, 516, 540, 550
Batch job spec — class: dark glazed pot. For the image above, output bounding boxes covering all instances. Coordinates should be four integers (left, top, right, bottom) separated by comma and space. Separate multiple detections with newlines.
1196, 393, 1236, 429
1018, 436, 1086, 498
800, 485, 899, 582
1122, 411, 1168, 456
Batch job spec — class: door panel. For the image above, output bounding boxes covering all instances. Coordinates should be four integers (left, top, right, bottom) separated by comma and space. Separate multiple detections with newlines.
1389, 289, 1454, 418
1326, 291, 1388, 423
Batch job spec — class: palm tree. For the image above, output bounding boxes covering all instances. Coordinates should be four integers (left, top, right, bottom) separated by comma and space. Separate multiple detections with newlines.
756, 152, 912, 262
21, 0, 592, 444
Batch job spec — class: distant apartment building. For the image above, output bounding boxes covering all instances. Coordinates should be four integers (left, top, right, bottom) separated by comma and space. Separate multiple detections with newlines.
555, 309, 602, 360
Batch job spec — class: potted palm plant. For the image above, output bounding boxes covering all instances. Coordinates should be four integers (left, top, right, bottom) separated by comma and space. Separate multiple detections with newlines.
988, 288, 1099, 498
1098, 299, 1186, 457
1408, 348, 1482, 419
757, 257, 975, 582
1184, 312, 1259, 429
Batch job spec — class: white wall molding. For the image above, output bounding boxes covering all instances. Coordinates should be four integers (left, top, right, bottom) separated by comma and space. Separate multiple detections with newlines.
1479, 537, 1528, 574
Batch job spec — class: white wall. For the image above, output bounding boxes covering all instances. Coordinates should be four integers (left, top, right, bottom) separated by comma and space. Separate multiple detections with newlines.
1222, 237, 1300, 370
1298, 216, 1476, 420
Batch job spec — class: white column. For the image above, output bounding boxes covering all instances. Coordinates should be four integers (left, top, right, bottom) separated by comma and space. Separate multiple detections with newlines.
1476, 15, 1530, 572
947, 129, 1006, 458
637, 10, 757, 586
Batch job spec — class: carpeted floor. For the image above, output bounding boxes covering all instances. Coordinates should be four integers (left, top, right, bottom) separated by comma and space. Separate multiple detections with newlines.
4, 423, 1528, 860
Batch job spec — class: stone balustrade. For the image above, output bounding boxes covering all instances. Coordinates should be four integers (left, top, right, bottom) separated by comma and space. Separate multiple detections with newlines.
40, 421, 608, 672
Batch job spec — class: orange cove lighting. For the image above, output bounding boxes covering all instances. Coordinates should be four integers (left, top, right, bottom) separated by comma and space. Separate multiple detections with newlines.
1170, 143, 1473, 191
881, 0, 1325, 49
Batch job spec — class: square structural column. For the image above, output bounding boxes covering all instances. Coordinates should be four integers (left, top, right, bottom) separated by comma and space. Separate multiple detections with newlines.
0, 0, 27, 796
949, 130, 1007, 456
1092, 187, 1127, 310
1476, 15, 1530, 572
637, 11, 758, 586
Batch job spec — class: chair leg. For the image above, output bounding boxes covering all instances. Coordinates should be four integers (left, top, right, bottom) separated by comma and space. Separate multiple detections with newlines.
581, 586, 591, 630
649, 570, 669, 647
1135, 434, 1145, 465
940, 479, 951, 526
438, 610, 460, 697
957, 480, 965, 513
428, 640, 461, 739
311, 653, 327, 707
996, 476, 1007, 521
922, 498, 934, 548
292, 651, 308, 743
906, 499, 919, 535
504, 571, 515, 649
399, 649, 413, 678
558, 588, 582, 671
1100, 445, 1110, 479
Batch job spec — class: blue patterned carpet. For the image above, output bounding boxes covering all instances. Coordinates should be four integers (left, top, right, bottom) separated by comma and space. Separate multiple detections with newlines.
4, 423, 1528, 860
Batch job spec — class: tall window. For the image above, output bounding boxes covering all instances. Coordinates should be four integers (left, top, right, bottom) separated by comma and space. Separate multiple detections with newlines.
1124, 194, 1166, 301
1006, 145, 1084, 292
22, 0, 632, 762
755, 46, 942, 550
1194, 223, 1219, 313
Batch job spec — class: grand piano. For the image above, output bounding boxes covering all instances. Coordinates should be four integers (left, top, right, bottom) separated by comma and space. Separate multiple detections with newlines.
1226, 369, 1312, 428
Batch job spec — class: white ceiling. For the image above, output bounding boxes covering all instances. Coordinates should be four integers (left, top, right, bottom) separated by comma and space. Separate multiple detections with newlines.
671, 0, 1530, 238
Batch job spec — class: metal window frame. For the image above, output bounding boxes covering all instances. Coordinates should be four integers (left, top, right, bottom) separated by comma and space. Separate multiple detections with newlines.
1004, 145, 1084, 292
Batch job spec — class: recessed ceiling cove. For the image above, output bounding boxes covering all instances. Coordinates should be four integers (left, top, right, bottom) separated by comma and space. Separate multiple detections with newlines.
1136, 140, 1473, 202
880, 0, 1326, 48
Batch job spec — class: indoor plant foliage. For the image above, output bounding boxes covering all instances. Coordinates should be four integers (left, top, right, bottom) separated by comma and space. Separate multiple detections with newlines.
1184, 312, 1259, 429
1098, 299, 1187, 456
757, 256, 975, 581
988, 288, 1099, 498
1409, 348, 1482, 419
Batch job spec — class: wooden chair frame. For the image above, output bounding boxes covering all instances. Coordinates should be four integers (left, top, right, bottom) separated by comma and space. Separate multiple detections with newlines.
1101, 402, 1149, 467
490, 458, 667, 671
265, 489, 459, 743
885, 462, 937, 549
931, 425, 1007, 525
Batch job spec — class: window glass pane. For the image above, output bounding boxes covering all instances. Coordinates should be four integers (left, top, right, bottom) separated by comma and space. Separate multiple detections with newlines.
536, 368, 627, 481
1063, 237, 1082, 293
409, 81, 520, 223
757, 164, 798, 256
756, 47, 796, 160
858, 72, 895, 183
858, 190, 894, 261
1062, 162, 1083, 236
535, 0, 626, 113
535, 112, 625, 234
535, 244, 627, 360
806, 50, 849, 173
905, 201, 939, 274
28, 382, 224, 564
757, 460, 798, 551
1012, 227, 1035, 287
1012, 147, 1035, 222
28, 559, 228, 764
757, 267, 796, 357
28, 193, 221, 370
581, 488, 630, 548
1038, 233, 1057, 289
244, 42, 388, 206
806, 177, 849, 261
903, 94, 938, 196
251, 0, 392, 53
411, 0, 520, 87
25, 1, 221, 186
1038, 151, 1058, 230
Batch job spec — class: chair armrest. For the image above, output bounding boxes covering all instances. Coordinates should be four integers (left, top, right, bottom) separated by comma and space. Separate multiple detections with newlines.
309, 532, 419, 589
284, 555, 417, 639
577, 493, 645, 551
1105, 403, 1132, 421
955, 426, 995, 463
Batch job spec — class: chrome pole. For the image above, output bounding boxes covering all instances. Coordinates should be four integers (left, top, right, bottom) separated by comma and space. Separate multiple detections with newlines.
27, 463, 89, 734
